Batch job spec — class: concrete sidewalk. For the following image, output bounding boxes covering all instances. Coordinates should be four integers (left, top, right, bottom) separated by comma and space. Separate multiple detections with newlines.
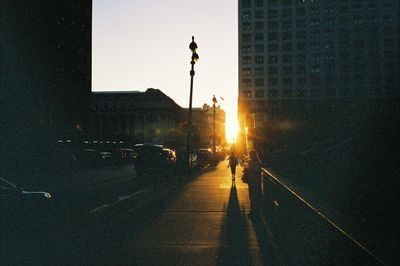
116, 162, 268, 265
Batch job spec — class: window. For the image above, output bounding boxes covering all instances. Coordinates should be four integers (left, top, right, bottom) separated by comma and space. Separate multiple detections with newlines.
310, 7, 320, 15
311, 76, 321, 85
297, 0, 305, 6
296, 54, 306, 62
297, 77, 306, 85
242, 45, 251, 53
325, 18, 335, 26
282, 77, 292, 86
296, 7, 305, 16
242, 78, 252, 86
255, 55, 264, 64
255, 0, 264, 8
296, 65, 306, 74
255, 67, 264, 75
310, 42, 320, 50
268, 78, 278, 86
242, 90, 252, 98
282, 20, 292, 28
296, 19, 306, 27
255, 90, 264, 98
242, 67, 251, 76
297, 42, 306, 51
311, 88, 321, 97
242, 33, 251, 42
268, 9, 278, 18
311, 54, 321, 62
255, 11, 264, 19
268, 44, 278, 51
282, 9, 292, 17
282, 54, 292, 63
296, 31, 306, 40
282, 66, 292, 74
296, 89, 306, 97
242, 22, 251, 31
255, 79, 265, 86
255, 22, 264, 31
268, 90, 278, 97
268, 55, 278, 64
339, 16, 349, 26
242, 0, 251, 8
310, 19, 320, 27
310, 30, 320, 40
268, 66, 278, 75
281, 32, 292, 40
268, 21, 278, 29
242, 11, 251, 20
283, 89, 293, 97
283, 43, 292, 51
268, 32, 278, 41
242, 56, 251, 64
311, 65, 321, 73
255, 44, 264, 53
255, 33, 264, 41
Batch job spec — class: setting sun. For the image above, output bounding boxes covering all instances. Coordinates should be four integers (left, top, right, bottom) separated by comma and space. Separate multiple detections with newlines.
225, 106, 239, 144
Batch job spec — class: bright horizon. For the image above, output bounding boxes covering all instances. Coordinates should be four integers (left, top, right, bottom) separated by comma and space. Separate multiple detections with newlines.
92, 0, 239, 143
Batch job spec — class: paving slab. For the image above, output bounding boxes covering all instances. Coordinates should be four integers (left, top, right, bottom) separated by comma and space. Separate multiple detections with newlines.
116, 162, 265, 265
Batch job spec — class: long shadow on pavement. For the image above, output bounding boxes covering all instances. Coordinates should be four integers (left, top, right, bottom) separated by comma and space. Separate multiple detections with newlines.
216, 184, 261, 266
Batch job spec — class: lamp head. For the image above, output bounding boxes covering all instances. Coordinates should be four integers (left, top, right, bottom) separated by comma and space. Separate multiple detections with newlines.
192, 52, 199, 63
189, 36, 198, 52
212, 95, 217, 104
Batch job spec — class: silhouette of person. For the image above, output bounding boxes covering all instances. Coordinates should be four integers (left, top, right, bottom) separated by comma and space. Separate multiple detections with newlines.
228, 152, 239, 180
245, 149, 262, 218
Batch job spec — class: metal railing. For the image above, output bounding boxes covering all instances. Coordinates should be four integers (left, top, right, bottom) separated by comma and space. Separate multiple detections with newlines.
261, 167, 385, 265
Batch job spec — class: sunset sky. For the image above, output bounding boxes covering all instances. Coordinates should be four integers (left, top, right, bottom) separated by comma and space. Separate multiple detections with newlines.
92, 0, 239, 142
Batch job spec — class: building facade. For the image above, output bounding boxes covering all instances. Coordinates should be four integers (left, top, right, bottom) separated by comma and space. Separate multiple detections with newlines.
190, 104, 226, 147
89, 89, 184, 145
237, 0, 399, 151
2, 1, 92, 185
238, 0, 399, 124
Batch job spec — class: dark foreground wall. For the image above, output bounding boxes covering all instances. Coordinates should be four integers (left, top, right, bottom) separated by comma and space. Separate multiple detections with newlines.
1, 1, 92, 188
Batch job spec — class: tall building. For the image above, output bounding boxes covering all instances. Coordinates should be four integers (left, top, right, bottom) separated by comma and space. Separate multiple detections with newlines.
2, 1, 92, 185
238, 0, 399, 131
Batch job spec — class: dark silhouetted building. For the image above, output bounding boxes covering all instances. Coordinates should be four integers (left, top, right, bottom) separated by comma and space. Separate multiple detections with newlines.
2, 1, 92, 186
238, 0, 399, 149
89, 89, 184, 145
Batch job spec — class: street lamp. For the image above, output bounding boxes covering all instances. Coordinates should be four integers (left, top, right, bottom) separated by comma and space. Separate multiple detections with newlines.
212, 95, 217, 159
186, 36, 199, 169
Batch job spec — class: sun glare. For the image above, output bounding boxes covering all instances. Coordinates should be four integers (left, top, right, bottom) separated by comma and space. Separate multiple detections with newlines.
225, 110, 239, 144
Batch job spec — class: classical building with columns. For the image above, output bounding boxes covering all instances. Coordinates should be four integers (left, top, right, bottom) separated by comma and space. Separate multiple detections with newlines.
89, 89, 184, 145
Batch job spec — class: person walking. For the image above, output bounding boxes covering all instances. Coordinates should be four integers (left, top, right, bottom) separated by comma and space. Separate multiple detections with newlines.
244, 149, 262, 218
228, 152, 239, 180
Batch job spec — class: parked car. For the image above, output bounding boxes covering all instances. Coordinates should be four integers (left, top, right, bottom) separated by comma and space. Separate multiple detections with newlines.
197, 148, 213, 167
133, 144, 165, 181
0, 177, 53, 229
161, 148, 177, 177
1, 177, 54, 264
115, 148, 136, 164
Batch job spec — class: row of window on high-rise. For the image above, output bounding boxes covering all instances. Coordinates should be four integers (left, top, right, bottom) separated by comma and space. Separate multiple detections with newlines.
241, 0, 392, 9
240, 85, 391, 99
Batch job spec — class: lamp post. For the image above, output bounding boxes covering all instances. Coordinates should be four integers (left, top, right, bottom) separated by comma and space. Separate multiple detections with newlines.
212, 95, 217, 160
186, 36, 199, 169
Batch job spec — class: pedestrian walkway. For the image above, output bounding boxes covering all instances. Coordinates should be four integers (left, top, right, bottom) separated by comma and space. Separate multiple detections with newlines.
117, 162, 267, 265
